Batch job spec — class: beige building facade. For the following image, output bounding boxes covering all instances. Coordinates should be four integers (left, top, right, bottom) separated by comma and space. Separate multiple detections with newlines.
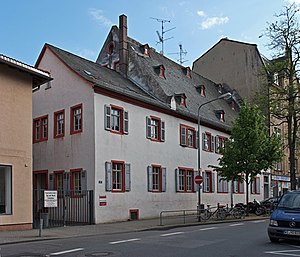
0, 55, 51, 230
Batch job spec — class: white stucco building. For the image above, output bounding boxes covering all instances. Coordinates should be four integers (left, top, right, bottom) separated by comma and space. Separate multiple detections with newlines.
33, 15, 264, 224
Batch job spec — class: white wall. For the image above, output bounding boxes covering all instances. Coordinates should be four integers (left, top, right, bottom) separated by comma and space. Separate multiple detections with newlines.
33, 48, 96, 191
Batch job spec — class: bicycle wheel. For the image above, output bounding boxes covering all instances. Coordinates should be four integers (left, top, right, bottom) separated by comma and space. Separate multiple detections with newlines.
201, 209, 211, 221
216, 209, 226, 220
232, 208, 242, 219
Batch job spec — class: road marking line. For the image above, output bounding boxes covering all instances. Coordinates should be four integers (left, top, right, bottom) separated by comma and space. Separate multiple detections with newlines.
229, 223, 244, 227
252, 220, 266, 223
199, 227, 217, 231
160, 232, 184, 237
265, 250, 300, 256
50, 248, 84, 256
109, 238, 140, 245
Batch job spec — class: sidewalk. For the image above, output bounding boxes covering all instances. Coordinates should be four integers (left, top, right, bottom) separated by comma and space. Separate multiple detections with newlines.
0, 215, 268, 245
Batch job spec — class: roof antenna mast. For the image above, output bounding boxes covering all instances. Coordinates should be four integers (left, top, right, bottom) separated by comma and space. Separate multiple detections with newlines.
150, 17, 176, 55
169, 43, 188, 65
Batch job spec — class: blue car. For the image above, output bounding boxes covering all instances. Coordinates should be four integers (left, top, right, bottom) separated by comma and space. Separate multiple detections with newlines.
268, 190, 300, 242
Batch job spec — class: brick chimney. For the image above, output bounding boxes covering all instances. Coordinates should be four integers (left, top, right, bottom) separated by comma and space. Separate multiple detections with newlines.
119, 14, 128, 78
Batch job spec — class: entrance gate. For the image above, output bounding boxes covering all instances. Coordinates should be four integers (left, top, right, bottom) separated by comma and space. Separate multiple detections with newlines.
33, 189, 94, 228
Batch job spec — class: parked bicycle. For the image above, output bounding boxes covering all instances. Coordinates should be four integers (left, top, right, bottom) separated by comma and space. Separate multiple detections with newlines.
200, 204, 226, 221
221, 204, 246, 219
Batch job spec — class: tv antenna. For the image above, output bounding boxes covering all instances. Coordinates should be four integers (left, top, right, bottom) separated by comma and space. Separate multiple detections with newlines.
169, 44, 188, 65
150, 17, 176, 55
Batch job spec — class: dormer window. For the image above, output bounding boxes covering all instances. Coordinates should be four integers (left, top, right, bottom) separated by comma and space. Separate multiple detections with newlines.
141, 44, 150, 57
183, 67, 191, 78
201, 85, 205, 97
174, 93, 187, 108
180, 95, 187, 107
215, 110, 225, 122
231, 101, 235, 110
154, 65, 166, 79
218, 84, 223, 94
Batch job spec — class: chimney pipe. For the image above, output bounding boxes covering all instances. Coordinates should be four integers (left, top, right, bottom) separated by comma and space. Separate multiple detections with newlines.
119, 14, 128, 78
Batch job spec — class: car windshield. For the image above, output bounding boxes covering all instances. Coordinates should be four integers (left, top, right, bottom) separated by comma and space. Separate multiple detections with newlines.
277, 193, 300, 209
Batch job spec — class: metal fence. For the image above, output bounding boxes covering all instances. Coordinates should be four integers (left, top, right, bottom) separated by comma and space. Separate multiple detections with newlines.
33, 189, 94, 228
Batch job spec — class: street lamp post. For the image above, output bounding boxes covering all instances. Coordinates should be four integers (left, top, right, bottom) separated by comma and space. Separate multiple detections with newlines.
197, 92, 231, 221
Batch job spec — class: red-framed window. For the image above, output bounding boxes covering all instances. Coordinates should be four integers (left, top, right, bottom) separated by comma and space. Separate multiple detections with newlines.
180, 95, 187, 107
146, 116, 165, 142
105, 161, 131, 193
70, 168, 82, 196
54, 170, 64, 191
159, 65, 165, 79
33, 115, 48, 143
203, 170, 215, 193
215, 135, 227, 154
104, 104, 128, 134
70, 104, 83, 135
202, 132, 214, 152
233, 177, 244, 194
201, 85, 206, 97
251, 177, 261, 194
54, 109, 65, 138
176, 167, 195, 193
217, 173, 228, 193
180, 124, 197, 148
147, 165, 166, 192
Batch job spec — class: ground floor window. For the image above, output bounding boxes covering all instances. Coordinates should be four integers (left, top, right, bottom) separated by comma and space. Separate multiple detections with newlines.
0, 165, 12, 214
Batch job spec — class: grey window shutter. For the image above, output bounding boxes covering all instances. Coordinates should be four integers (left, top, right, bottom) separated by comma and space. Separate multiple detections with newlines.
180, 126, 187, 146
175, 168, 180, 192
125, 163, 131, 191
233, 181, 238, 193
63, 172, 70, 193
211, 172, 215, 192
123, 111, 129, 134
162, 167, 167, 192
161, 121, 165, 142
147, 166, 153, 192
146, 117, 151, 139
215, 136, 219, 153
104, 105, 111, 130
256, 178, 260, 193
105, 162, 112, 191
218, 176, 222, 192
49, 173, 54, 190
81, 169, 87, 191
202, 171, 206, 192
211, 136, 215, 152
202, 133, 206, 150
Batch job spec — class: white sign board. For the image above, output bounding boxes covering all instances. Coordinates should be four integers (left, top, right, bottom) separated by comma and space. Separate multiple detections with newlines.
44, 190, 58, 208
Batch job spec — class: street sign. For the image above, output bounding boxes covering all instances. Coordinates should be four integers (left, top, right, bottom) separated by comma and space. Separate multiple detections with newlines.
195, 175, 203, 184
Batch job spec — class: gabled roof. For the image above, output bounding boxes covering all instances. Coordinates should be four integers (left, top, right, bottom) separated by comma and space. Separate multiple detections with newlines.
0, 54, 52, 88
193, 37, 261, 64
126, 36, 238, 129
37, 43, 170, 110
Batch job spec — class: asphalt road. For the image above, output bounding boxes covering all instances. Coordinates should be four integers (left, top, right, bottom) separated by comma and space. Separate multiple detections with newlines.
1, 220, 300, 257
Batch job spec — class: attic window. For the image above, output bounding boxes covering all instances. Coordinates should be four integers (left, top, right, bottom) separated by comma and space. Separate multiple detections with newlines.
174, 93, 187, 108
183, 67, 191, 78
215, 110, 225, 122
154, 65, 166, 79
142, 44, 150, 57
218, 84, 223, 94
201, 85, 205, 96
180, 95, 187, 107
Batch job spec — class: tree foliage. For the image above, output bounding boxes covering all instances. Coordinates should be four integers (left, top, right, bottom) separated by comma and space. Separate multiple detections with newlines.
262, 3, 300, 189
210, 101, 282, 205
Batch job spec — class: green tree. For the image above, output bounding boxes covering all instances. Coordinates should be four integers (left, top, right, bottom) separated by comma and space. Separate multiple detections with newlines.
210, 102, 282, 208
261, 3, 300, 190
